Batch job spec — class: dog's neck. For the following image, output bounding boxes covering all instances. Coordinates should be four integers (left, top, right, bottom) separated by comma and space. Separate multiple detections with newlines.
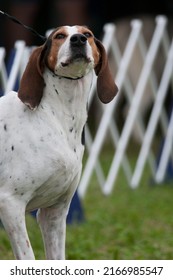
40, 68, 93, 147
42, 68, 93, 110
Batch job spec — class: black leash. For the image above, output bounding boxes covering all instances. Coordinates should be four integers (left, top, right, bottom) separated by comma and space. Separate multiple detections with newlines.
0, 10, 46, 42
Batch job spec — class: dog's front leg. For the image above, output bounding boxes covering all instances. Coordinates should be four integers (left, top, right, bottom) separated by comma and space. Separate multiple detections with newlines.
0, 200, 35, 259
37, 204, 68, 260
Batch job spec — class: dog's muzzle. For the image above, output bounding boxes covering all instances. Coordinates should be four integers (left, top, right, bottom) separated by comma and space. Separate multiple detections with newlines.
70, 34, 89, 62
61, 33, 91, 67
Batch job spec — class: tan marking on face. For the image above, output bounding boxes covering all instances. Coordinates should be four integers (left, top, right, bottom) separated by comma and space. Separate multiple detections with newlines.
46, 27, 69, 72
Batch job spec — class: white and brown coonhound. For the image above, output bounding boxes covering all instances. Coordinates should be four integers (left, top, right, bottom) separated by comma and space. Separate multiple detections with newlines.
0, 25, 118, 259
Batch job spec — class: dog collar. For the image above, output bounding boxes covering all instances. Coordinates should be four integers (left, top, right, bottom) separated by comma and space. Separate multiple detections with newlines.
60, 75, 84, 80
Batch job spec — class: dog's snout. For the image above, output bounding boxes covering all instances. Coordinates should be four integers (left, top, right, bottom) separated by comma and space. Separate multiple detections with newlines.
70, 34, 87, 47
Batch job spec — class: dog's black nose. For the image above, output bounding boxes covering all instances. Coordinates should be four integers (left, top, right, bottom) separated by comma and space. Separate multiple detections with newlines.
70, 34, 87, 47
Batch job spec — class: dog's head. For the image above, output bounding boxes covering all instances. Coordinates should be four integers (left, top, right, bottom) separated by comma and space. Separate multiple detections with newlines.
18, 25, 118, 110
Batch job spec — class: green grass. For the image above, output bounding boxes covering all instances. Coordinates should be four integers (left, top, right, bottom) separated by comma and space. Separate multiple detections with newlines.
1, 146, 173, 260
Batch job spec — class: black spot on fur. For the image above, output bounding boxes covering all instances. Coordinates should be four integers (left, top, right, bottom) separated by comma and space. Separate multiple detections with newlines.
55, 89, 59, 95
4, 124, 7, 131
11, 145, 14, 151
69, 127, 73, 132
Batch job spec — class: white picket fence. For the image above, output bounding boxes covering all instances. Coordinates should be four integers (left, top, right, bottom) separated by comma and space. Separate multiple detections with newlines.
0, 15, 173, 198
79, 16, 173, 197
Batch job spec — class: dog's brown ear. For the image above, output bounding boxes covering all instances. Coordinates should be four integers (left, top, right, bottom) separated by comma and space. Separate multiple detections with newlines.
94, 38, 118, 103
18, 46, 46, 110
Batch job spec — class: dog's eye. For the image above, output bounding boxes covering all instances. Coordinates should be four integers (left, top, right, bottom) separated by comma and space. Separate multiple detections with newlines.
83, 32, 92, 38
55, 33, 66, 39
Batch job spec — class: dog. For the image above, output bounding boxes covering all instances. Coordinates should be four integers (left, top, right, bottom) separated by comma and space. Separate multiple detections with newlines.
0, 25, 118, 259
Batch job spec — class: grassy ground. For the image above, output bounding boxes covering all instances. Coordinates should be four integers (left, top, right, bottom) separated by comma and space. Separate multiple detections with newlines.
0, 146, 173, 260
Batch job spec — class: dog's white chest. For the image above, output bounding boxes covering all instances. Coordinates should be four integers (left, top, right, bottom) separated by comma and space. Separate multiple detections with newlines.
26, 142, 83, 210
0, 72, 91, 211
